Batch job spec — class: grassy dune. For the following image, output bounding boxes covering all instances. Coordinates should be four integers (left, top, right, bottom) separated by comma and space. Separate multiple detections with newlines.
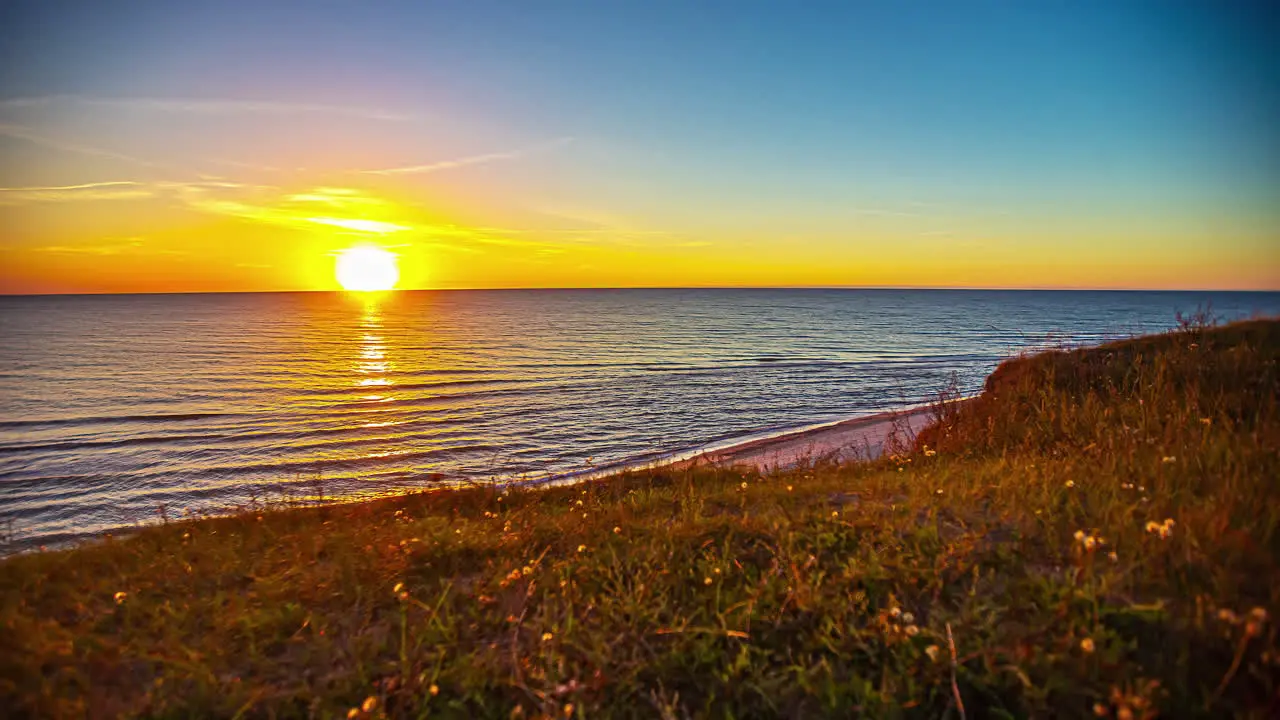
2, 320, 1278, 718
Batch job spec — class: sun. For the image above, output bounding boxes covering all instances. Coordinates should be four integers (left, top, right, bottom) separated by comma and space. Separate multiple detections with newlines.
335, 246, 399, 292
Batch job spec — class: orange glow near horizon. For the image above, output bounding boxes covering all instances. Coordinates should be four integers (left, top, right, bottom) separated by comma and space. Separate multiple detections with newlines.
0, 167, 1276, 294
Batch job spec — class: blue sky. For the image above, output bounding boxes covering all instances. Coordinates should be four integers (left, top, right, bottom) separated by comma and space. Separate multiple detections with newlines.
1, 0, 1276, 291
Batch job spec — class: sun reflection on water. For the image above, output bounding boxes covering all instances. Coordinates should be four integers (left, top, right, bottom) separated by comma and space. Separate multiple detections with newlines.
353, 297, 396, 402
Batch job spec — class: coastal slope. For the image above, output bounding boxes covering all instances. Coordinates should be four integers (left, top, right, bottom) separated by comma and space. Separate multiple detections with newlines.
2, 319, 1277, 718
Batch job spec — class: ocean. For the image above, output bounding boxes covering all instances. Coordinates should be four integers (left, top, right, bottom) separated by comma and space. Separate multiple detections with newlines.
2, 288, 1277, 547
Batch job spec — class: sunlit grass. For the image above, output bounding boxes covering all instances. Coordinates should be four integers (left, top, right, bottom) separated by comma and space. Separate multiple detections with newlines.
1, 319, 1277, 717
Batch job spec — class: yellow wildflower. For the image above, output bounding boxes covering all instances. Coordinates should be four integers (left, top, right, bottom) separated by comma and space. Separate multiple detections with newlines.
1081, 637, 1095, 653
362, 696, 377, 712
429, 684, 439, 696
113, 591, 128, 605
542, 632, 553, 642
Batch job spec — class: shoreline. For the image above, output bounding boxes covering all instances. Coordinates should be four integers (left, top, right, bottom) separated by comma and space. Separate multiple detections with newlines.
5, 403, 944, 553
532, 401, 943, 488
673, 405, 935, 470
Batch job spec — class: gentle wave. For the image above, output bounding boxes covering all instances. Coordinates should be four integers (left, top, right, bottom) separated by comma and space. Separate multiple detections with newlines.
0, 411, 246, 430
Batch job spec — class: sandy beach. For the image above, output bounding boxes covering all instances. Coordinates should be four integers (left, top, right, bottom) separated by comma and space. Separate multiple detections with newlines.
673, 406, 936, 473
538, 405, 938, 489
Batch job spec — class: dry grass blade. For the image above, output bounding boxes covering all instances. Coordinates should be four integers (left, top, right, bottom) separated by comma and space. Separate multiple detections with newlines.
947, 622, 966, 720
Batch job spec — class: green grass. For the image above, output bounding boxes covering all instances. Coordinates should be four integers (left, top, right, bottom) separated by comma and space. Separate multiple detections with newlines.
2, 319, 1278, 719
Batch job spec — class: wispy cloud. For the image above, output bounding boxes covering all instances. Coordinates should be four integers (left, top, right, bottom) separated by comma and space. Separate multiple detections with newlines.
0, 181, 154, 205
0, 96, 410, 173
7, 181, 142, 191
173, 184, 425, 239
30, 237, 188, 256
0, 95, 410, 121
361, 137, 573, 176
0, 179, 414, 240
0, 179, 264, 206
283, 186, 388, 208
33, 240, 141, 255
2, 172, 653, 258
0, 123, 160, 168
306, 217, 411, 234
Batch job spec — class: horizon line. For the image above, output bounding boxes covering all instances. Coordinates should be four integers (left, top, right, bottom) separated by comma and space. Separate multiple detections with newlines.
3, 284, 1279, 298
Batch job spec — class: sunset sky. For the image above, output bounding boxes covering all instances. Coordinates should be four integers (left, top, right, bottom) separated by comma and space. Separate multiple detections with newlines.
1, 0, 1276, 293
